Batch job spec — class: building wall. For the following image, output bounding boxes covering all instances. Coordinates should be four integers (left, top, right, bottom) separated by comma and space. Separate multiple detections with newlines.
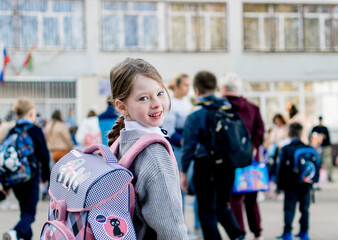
3, 0, 338, 141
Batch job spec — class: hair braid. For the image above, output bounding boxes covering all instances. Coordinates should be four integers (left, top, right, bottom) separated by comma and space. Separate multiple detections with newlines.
108, 116, 125, 146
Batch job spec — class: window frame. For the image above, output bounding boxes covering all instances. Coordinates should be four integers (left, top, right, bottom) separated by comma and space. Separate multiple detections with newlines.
243, 3, 338, 52
0, 0, 86, 50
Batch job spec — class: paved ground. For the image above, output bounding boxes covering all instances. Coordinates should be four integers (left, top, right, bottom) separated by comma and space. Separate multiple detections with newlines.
1, 168, 337, 240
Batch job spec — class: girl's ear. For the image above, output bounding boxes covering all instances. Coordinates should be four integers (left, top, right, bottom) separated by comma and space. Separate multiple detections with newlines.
115, 99, 128, 116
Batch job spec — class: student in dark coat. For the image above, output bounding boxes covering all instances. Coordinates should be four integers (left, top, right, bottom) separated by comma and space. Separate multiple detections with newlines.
220, 73, 265, 240
2, 97, 50, 240
276, 122, 313, 240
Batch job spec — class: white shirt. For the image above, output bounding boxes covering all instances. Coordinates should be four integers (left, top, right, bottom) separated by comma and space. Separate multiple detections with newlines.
162, 97, 193, 137
124, 120, 166, 137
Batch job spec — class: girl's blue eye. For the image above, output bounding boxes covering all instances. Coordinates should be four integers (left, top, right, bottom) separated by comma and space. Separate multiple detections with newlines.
158, 91, 164, 96
139, 96, 148, 101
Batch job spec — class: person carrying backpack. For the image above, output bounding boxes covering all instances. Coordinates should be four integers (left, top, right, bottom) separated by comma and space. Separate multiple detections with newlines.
107, 58, 188, 239
1, 97, 50, 240
181, 71, 245, 240
276, 122, 319, 240
220, 73, 265, 240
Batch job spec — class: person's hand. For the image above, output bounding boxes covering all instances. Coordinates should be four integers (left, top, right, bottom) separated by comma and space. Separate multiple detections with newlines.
303, 176, 313, 184
180, 172, 189, 194
253, 148, 257, 158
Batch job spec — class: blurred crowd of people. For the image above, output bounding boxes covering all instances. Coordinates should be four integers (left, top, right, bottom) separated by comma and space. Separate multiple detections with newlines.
0, 68, 335, 240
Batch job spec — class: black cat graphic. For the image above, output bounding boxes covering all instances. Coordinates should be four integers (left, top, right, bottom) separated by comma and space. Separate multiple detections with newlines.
109, 218, 124, 237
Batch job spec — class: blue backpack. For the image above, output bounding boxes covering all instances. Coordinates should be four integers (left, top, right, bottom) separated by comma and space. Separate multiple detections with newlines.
0, 124, 35, 187
293, 147, 320, 184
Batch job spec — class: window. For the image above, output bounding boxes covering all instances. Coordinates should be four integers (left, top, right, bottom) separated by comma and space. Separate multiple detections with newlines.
168, 2, 227, 51
0, 0, 85, 49
243, 3, 338, 52
101, 1, 162, 50
100, 1, 227, 52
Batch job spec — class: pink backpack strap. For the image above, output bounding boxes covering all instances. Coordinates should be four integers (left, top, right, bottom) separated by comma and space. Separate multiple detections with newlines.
110, 136, 120, 156
110, 133, 178, 174
84, 144, 117, 164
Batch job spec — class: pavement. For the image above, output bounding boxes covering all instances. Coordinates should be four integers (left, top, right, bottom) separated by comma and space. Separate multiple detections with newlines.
1, 168, 337, 240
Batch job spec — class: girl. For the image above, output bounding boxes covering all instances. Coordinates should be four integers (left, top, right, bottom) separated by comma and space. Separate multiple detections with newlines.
107, 58, 188, 239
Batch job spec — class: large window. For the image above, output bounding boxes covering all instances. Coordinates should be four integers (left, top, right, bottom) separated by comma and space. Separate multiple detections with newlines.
101, 1, 227, 52
168, 3, 227, 51
101, 2, 162, 50
244, 4, 338, 52
0, 0, 85, 49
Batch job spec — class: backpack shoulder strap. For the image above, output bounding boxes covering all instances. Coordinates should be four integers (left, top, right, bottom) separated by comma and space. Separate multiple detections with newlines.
111, 133, 178, 174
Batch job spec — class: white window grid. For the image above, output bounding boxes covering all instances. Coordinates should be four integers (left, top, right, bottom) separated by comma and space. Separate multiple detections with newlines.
0, 0, 85, 50
100, 1, 227, 52
101, 2, 166, 51
243, 4, 338, 52
167, 3, 227, 51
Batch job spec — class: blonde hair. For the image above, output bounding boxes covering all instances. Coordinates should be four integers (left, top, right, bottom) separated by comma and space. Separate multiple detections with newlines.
107, 58, 170, 146
13, 97, 35, 119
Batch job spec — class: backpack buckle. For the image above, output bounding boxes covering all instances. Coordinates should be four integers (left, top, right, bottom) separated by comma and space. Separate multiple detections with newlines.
54, 200, 67, 221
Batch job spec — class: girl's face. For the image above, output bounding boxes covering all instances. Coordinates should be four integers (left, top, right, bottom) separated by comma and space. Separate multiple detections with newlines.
116, 74, 167, 128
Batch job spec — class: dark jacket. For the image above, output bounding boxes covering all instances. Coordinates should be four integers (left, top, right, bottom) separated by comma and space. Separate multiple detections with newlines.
311, 125, 331, 147
181, 95, 230, 173
224, 95, 265, 161
15, 122, 50, 182
277, 138, 311, 191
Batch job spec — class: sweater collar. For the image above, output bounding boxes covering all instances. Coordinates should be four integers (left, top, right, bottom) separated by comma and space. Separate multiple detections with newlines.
124, 121, 167, 137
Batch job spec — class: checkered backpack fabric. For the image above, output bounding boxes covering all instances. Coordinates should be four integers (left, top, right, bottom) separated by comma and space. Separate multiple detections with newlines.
40, 133, 176, 240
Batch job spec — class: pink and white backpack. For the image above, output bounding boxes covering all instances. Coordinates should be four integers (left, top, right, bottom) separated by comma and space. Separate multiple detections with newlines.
40, 133, 176, 240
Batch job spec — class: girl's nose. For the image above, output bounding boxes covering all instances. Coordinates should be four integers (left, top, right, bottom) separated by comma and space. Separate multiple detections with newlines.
151, 97, 161, 108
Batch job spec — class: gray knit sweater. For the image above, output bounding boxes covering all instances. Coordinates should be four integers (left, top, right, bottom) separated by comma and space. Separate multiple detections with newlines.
118, 129, 188, 240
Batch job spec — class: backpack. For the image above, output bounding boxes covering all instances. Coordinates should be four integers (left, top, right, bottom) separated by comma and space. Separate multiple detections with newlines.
199, 100, 253, 168
0, 124, 35, 187
40, 133, 176, 240
293, 147, 320, 184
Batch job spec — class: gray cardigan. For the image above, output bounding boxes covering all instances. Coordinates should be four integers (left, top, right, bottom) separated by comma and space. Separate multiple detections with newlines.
118, 130, 188, 240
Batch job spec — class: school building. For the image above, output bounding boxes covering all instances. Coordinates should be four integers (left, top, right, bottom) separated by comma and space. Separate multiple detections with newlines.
1, 0, 338, 143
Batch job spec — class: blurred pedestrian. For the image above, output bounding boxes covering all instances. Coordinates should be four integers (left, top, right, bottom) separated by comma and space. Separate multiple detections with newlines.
45, 110, 74, 163
311, 116, 333, 182
276, 122, 315, 240
181, 71, 245, 240
220, 73, 265, 240
2, 97, 50, 240
162, 73, 201, 238
98, 96, 118, 146
286, 104, 309, 144
76, 109, 102, 148
65, 108, 76, 129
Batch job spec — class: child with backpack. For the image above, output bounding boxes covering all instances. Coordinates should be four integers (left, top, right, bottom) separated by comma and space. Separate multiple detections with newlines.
276, 122, 320, 240
107, 58, 188, 239
1, 97, 50, 240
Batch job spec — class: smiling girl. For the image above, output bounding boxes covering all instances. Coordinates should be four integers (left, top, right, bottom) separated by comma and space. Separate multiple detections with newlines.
107, 58, 188, 239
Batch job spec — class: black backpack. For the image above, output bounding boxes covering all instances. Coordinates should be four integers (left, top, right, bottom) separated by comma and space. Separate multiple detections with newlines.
199, 99, 253, 168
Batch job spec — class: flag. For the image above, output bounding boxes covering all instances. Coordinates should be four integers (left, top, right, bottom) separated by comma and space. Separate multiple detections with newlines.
23, 52, 33, 71
0, 43, 10, 84
22, 40, 37, 72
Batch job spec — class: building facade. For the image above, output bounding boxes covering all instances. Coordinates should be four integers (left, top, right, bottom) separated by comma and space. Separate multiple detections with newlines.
1, 0, 338, 141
